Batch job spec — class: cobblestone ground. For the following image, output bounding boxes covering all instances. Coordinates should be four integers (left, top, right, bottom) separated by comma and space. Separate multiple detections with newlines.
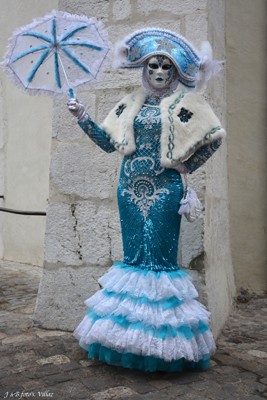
0, 261, 266, 400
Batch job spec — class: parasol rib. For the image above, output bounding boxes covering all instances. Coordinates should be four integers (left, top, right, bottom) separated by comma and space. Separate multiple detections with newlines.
54, 52, 62, 88
22, 32, 52, 44
11, 45, 50, 62
27, 49, 50, 83
61, 41, 103, 51
60, 24, 88, 41
61, 47, 91, 74
51, 18, 61, 88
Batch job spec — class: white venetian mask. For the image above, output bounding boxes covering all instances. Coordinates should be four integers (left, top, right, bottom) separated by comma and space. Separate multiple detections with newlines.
145, 55, 175, 90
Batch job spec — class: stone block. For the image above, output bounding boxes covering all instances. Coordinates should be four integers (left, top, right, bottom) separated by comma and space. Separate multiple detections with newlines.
180, 217, 204, 267
112, 0, 132, 21
90, 68, 140, 91
50, 141, 118, 200
52, 93, 96, 141
107, 20, 182, 43
59, 0, 110, 23
74, 202, 111, 266
44, 202, 112, 267
184, 12, 208, 47
136, 0, 207, 16
34, 263, 108, 330
108, 207, 123, 262
97, 89, 134, 122
179, 168, 205, 267
44, 202, 82, 266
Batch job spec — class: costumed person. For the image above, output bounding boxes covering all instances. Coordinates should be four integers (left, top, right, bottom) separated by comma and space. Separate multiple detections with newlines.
68, 28, 226, 372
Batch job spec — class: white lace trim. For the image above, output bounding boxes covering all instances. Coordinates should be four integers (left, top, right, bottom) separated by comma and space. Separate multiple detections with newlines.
99, 265, 198, 301
86, 293, 210, 328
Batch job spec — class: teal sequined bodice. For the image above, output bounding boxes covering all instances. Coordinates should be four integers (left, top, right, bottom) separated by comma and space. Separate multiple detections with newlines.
117, 103, 184, 271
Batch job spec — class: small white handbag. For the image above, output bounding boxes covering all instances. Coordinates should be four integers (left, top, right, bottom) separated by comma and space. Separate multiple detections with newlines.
178, 175, 202, 222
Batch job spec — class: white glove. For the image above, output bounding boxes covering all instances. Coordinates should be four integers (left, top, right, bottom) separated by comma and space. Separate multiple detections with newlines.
67, 98, 89, 122
174, 163, 188, 174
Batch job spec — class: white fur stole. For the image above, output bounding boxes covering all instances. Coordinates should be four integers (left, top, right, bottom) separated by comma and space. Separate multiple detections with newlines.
101, 89, 226, 167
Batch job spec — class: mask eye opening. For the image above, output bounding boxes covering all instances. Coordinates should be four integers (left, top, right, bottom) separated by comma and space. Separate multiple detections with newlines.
162, 64, 172, 70
148, 63, 159, 69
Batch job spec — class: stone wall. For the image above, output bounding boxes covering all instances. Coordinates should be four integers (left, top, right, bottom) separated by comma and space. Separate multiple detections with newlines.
226, 0, 267, 293
0, 0, 58, 265
34, 0, 235, 338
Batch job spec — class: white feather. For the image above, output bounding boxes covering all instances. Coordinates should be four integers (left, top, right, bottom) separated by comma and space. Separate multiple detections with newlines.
112, 39, 129, 69
195, 41, 224, 90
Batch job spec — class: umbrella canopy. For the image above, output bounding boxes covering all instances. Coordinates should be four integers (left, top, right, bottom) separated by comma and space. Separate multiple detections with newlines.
2, 10, 111, 96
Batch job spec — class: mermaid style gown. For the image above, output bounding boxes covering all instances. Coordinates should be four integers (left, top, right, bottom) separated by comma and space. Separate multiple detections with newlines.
73, 96, 221, 372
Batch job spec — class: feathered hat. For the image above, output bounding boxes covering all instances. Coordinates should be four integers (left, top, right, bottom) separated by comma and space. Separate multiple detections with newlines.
113, 28, 222, 89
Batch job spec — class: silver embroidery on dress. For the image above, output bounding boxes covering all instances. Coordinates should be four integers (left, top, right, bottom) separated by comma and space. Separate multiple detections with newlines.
122, 177, 169, 220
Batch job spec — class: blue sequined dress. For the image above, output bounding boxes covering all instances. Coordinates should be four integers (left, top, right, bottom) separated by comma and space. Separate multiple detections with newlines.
73, 96, 221, 372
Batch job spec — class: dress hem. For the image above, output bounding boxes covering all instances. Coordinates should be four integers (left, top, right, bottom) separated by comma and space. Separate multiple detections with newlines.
87, 343, 211, 372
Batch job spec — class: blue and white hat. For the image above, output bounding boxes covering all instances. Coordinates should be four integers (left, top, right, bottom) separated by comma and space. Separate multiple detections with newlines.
113, 28, 222, 89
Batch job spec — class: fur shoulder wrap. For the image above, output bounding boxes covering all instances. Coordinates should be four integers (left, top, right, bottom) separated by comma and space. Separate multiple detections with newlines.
101, 88, 226, 167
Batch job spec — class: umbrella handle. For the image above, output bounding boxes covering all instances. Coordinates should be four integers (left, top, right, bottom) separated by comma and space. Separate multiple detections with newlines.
69, 88, 75, 98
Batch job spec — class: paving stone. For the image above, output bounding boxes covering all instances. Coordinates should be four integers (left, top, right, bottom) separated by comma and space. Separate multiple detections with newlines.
163, 370, 205, 384
190, 380, 224, 392
14, 350, 37, 363
212, 352, 264, 374
0, 374, 26, 388
248, 350, 267, 358
43, 368, 88, 386
129, 391, 176, 400
157, 384, 189, 397
36, 354, 71, 365
79, 359, 104, 367
0, 355, 13, 369
34, 329, 71, 339
46, 380, 92, 399
35, 342, 68, 357
23, 364, 63, 379
2, 334, 35, 345
82, 374, 125, 391
91, 386, 137, 400
147, 379, 173, 389
21, 379, 47, 390
58, 361, 84, 372
0, 332, 7, 340
127, 380, 156, 394
242, 396, 267, 400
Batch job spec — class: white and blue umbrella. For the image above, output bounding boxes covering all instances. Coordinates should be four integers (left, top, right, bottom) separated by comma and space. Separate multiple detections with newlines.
2, 10, 111, 97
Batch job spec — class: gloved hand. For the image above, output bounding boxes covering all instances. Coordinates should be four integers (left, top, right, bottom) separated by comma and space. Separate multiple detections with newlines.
67, 98, 89, 122
174, 163, 188, 174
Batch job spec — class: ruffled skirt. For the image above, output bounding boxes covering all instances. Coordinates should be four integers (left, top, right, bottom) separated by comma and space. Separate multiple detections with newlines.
73, 262, 216, 372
